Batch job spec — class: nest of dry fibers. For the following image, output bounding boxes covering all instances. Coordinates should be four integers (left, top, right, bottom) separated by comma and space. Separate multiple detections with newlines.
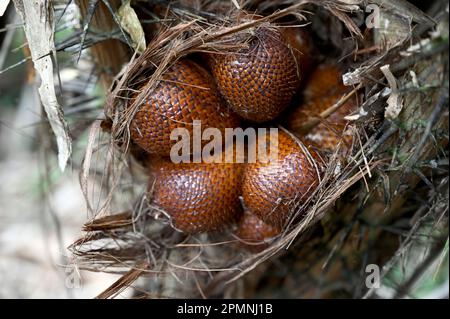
69, 0, 449, 298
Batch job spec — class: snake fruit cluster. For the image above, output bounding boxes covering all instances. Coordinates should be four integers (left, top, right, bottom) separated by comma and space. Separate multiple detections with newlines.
126, 25, 346, 241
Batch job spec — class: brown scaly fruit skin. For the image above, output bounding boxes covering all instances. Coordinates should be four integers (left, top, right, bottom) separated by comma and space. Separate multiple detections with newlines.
302, 63, 347, 100
281, 27, 313, 81
287, 93, 356, 152
235, 210, 281, 252
149, 158, 244, 234
130, 60, 240, 156
242, 130, 322, 228
207, 26, 301, 123
286, 64, 357, 152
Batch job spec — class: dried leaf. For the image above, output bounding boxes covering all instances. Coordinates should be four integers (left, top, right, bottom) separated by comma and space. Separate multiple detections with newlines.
0, 0, 10, 16
370, 0, 435, 26
380, 64, 403, 120
329, 7, 363, 38
230, 0, 241, 10
342, 67, 367, 86
80, 120, 102, 215
13, 0, 72, 171
335, 0, 361, 12
344, 87, 390, 121
374, 9, 411, 50
117, 0, 146, 54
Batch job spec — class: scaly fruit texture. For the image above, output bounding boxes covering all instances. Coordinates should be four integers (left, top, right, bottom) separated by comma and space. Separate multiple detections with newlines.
149, 157, 244, 234
242, 130, 323, 228
235, 210, 281, 252
208, 26, 301, 123
281, 27, 313, 80
130, 59, 240, 156
302, 63, 346, 100
286, 63, 357, 152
